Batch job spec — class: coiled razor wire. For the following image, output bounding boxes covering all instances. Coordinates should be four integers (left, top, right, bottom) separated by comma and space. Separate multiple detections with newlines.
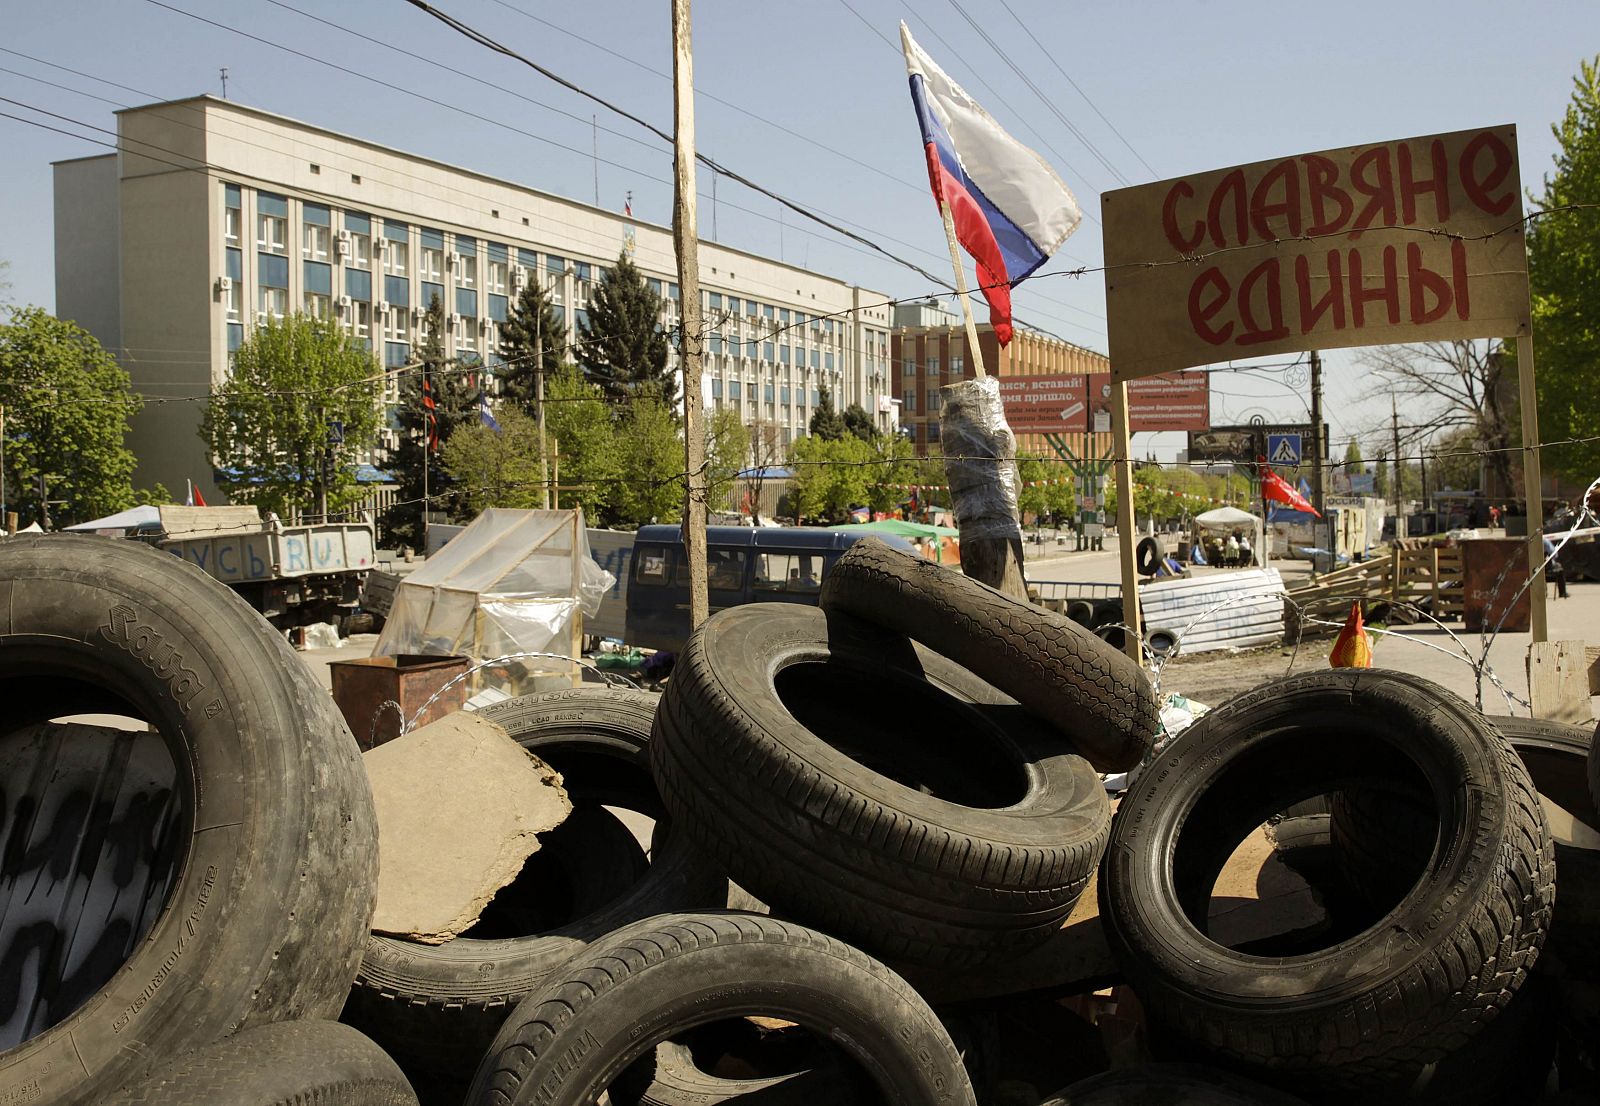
366, 650, 639, 744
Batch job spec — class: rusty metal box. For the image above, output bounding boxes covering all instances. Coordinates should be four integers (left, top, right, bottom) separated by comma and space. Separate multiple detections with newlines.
330, 653, 469, 750
1461, 539, 1532, 634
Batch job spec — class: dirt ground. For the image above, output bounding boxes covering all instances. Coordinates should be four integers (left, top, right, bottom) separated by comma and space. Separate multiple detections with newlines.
1155, 636, 1336, 708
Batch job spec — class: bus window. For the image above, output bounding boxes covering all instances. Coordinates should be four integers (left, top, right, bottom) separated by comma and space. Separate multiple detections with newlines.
634, 545, 671, 585
697, 550, 752, 592
753, 553, 821, 593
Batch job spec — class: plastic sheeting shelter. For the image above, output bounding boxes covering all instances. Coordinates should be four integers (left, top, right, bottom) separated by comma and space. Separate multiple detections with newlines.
373, 509, 613, 695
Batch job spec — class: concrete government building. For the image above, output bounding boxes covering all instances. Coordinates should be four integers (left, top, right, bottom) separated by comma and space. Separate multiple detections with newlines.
53, 95, 896, 502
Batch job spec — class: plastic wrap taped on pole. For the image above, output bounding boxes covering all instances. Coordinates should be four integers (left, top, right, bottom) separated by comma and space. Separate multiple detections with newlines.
940, 376, 1020, 541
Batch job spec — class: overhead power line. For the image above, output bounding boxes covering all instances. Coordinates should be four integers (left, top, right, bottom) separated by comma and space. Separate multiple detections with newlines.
993, 0, 1158, 180
399, 0, 955, 287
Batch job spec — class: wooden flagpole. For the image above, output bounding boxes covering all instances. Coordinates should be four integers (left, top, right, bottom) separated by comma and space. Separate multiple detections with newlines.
938, 200, 987, 377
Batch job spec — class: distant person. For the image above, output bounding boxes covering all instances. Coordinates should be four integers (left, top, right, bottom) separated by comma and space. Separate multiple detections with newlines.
1489, 504, 1501, 528
1225, 533, 1240, 566
1238, 534, 1253, 566
1543, 536, 1569, 599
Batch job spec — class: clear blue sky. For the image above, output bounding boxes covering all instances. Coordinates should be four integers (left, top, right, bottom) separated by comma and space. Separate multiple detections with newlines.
2, 0, 1595, 458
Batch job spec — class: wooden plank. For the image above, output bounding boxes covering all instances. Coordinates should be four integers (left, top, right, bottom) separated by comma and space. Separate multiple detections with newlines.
1590, 644, 1600, 696
1528, 640, 1594, 724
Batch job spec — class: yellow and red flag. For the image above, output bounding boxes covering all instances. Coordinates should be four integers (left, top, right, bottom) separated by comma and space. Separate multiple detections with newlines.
1329, 601, 1372, 668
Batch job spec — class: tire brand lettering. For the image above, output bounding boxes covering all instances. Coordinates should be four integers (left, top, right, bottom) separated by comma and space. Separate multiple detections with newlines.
111, 865, 217, 1033
533, 1029, 599, 1104
100, 604, 209, 712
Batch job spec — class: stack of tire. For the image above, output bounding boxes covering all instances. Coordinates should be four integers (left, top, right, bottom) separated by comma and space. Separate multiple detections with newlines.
0, 535, 411, 1104
437, 537, 1163, 1103
1098, 668, 1599, 1104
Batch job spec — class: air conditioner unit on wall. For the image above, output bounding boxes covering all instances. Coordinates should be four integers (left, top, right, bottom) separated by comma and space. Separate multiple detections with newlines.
215, 276, 232, 297
337, 231, 351, 256
450, 314, 462, 329
411, 306, 425, 322
378, 300, 390, 316
338, 295, 352, 312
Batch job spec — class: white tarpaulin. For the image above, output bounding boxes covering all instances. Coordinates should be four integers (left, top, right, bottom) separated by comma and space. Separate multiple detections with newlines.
374, 508, 614, 694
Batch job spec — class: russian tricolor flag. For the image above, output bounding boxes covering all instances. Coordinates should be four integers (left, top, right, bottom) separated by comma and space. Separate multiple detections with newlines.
902, 23, 1082, 346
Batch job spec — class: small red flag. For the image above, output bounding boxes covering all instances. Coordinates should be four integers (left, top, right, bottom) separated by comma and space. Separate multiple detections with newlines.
192, 484, 206, 508
1259, 460, 1321, 516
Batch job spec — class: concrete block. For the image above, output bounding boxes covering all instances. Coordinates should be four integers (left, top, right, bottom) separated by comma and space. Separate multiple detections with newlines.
364, 711, 571, 943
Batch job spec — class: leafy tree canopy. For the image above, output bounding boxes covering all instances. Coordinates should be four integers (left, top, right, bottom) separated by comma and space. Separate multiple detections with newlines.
0, 305, 150, 526
440, 406, 544, 516
202, 313, 381, 518
1525, 56, 1600, 486
808, 386, 848, 441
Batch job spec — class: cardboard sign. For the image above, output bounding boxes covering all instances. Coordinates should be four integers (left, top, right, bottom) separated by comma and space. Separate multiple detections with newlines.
1002, 370, 1209, 432
1102, 126, 1530, 380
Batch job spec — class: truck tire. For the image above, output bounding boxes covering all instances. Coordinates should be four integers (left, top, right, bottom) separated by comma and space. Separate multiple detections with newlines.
346, 688, 724, 1075
0, 535, 379, 1105
819, 538, 1158, 771
650, 604, 1111, 966
104, 1020, 417, 1105
1100, 670, 1553, 1091
467, 913, 977, 1106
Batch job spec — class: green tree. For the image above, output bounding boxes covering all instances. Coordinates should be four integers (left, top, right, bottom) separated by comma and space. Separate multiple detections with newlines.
203, 313, 380, 518
383, 295, 477, 546
704, 407, 750, 515
544, 364, 619, 517
578, 252, 673, 408
497, 278, 569, 417
0, 305, 147, 527
1016, 452, 1076, 523
842, 402, 876, 442
789, 434, 871, 521
808, 386, 848, 441
608, 398, 683, 525
440, 406, 544, 517
1343, 439, 1364, 474
1525, 57, 1600, 485
863, 432, 919, 515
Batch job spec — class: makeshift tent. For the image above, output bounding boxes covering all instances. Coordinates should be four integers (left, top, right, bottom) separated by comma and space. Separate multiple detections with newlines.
64, 505, 162, 532
831, 518, 962, 563
1193, 506, 1266, 567
373, 508, 614, 695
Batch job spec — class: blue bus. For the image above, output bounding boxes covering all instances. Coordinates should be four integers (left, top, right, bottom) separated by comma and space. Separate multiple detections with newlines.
624, 525, 914, 654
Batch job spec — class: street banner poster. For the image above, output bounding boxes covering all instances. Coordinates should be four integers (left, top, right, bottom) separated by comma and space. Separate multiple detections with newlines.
1000, 370, 1209, 433
1102, 126, 1530, 380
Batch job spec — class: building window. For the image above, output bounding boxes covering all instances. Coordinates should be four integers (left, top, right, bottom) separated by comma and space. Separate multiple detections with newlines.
224, 183, 241, 243
351, 300, 372, 344
950, 354, 963, 375
903, 391, 916, 413
382, 304, 408, 343
348, 232, 371, 270
420, 243, 443, 283
306, 292, 331, 320
258, 285, 287, 322
383, 237, 408, 275
927, 388, 941, 412
903, 357, 916, 376
303, 222, 329, 262
487, 256, 507, 295
458, 253, 477, 290
928, 357, 940, 377
257, 193, 287, 254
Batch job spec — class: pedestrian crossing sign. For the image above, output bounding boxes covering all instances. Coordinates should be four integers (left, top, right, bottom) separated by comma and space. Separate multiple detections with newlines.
1267, 433, 1302, 467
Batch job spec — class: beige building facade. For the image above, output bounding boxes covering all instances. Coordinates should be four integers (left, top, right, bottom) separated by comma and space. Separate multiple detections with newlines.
53, 96, 894, 501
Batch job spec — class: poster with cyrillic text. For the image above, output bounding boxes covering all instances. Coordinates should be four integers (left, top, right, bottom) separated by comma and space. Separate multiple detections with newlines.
1101, 126, 1529, 381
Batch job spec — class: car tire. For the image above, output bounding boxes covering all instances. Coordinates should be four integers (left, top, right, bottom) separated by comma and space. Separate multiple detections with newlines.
0, 535, 379, 1105
103, 1020, 417, 1105
819, 538, 1158, 771
650, 604, 1111, 966
1136, 537, 1162, 577
1100, 669, 1553, 1090
468, 912, 977, 1106
345, 688, 724, 1075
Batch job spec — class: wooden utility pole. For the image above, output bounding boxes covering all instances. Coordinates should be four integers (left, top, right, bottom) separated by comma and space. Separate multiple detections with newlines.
1515, 333, 1548, 642
1392, 395, 1404, 542
1110, 382, 1141, 660
1310, 349, 1328, 555
671, 0, 708, 630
